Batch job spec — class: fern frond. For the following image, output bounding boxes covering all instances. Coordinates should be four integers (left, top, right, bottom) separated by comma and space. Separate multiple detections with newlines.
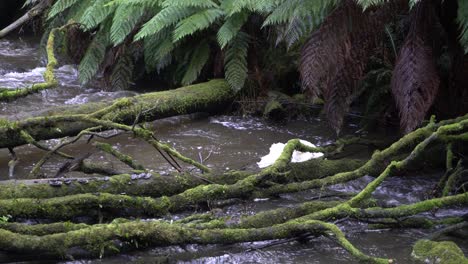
263, 0, 300, 26
134, 6, 193, 40
458, 0, 468, 53
47, 0, 80, 20
107, 0, 160, 8
110, 4, 145, 46
110, 54, 134, 90
144, 29, 176, 72
79, 0, 116, 31
181, 41, 210, 85
221, 0, 275, 16
392, 35, 439, 133
275, 15, 316, 48
163, 0, 218, 9
224, 32, 249, 91
217, 12, 248, 48
79, 25, 110, 84
65, 0, 94, 22
300, 0, 362, 99
265, 0, 335, 27
391, 0, 440, 133
173, 8, 224, 43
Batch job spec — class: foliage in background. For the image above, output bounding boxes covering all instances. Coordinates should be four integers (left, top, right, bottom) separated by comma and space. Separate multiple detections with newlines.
39, 0, 468, 133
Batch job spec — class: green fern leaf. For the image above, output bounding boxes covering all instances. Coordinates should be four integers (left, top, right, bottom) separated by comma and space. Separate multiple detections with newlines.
144, 29, 176, 72
224, 32, 249, 91
134, 6, 193, 40
79, 0, 116, 31
163, 0, 218, 9
181, 41, 210, 85
65, 0, 95, 22
173, 8, 224, 42
79, 26, 110, 84
110, 4, 145, 46
221, 0, 274, 16
47, 0, 80, 20
217, 12, 248, 48
110, 55, 134, 90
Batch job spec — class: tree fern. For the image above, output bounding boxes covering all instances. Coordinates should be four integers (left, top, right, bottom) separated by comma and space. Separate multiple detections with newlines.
134, 6, 193, 40
224, 32, 249, 91
173, 8, 224, 42
47, 0, 81, 20
217, 12, 249, 48
79, 25, 110, 84
458, 0, 468, 53
110, 4, 146, 46
79, 0, 116, 31
181, 41, 211, 85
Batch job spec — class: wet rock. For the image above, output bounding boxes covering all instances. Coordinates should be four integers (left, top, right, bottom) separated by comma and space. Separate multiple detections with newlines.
48, 180, 63, 187
77, 179, 89, 185
63, 179, 73, 185
412, 239, 468, 264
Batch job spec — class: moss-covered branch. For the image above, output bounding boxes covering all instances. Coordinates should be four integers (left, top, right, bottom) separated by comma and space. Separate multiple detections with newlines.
0, 25, 60, 101
0, 219, 388, 263
0, 158, 362, 199
0, 79, 234, 149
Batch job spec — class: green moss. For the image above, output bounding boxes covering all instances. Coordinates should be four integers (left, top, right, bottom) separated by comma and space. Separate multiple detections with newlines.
412, 239, 468, 264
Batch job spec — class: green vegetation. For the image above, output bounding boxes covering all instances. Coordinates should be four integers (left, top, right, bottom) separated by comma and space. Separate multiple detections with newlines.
32, 0, 468, 133
0, 0, 466, 262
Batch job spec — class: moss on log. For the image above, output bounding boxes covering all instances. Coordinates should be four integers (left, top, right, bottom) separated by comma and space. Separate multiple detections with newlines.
0, 158, 364, 200
0, 79, 234, 148
0, 219, 388, 263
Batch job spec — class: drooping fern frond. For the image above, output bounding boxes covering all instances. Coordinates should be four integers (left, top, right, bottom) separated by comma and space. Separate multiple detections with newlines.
391, 0, 440, 133
110, 3, 146, 46
181, 41, 211, 85
173, 8, 224, 42
275, 15, 315, 49
134, 6, 193, 40
224, 32, 249, 91
300, 0, 363, 99
79, 0, 116, 31
458, 0, 468, 53
217, 12, 249, 48
78, 25, 110, 84
65, 0, 95, 22
144, 29, 175, 72
221, 0, 274, 16
47, 0, 80, 20
110, 54, 134, 90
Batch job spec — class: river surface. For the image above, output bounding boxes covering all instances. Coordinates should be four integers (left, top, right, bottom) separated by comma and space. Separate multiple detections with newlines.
0, 36, 467, 263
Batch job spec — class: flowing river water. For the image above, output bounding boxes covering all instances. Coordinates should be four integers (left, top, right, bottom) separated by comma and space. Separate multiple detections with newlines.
0, 36, 466, 263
